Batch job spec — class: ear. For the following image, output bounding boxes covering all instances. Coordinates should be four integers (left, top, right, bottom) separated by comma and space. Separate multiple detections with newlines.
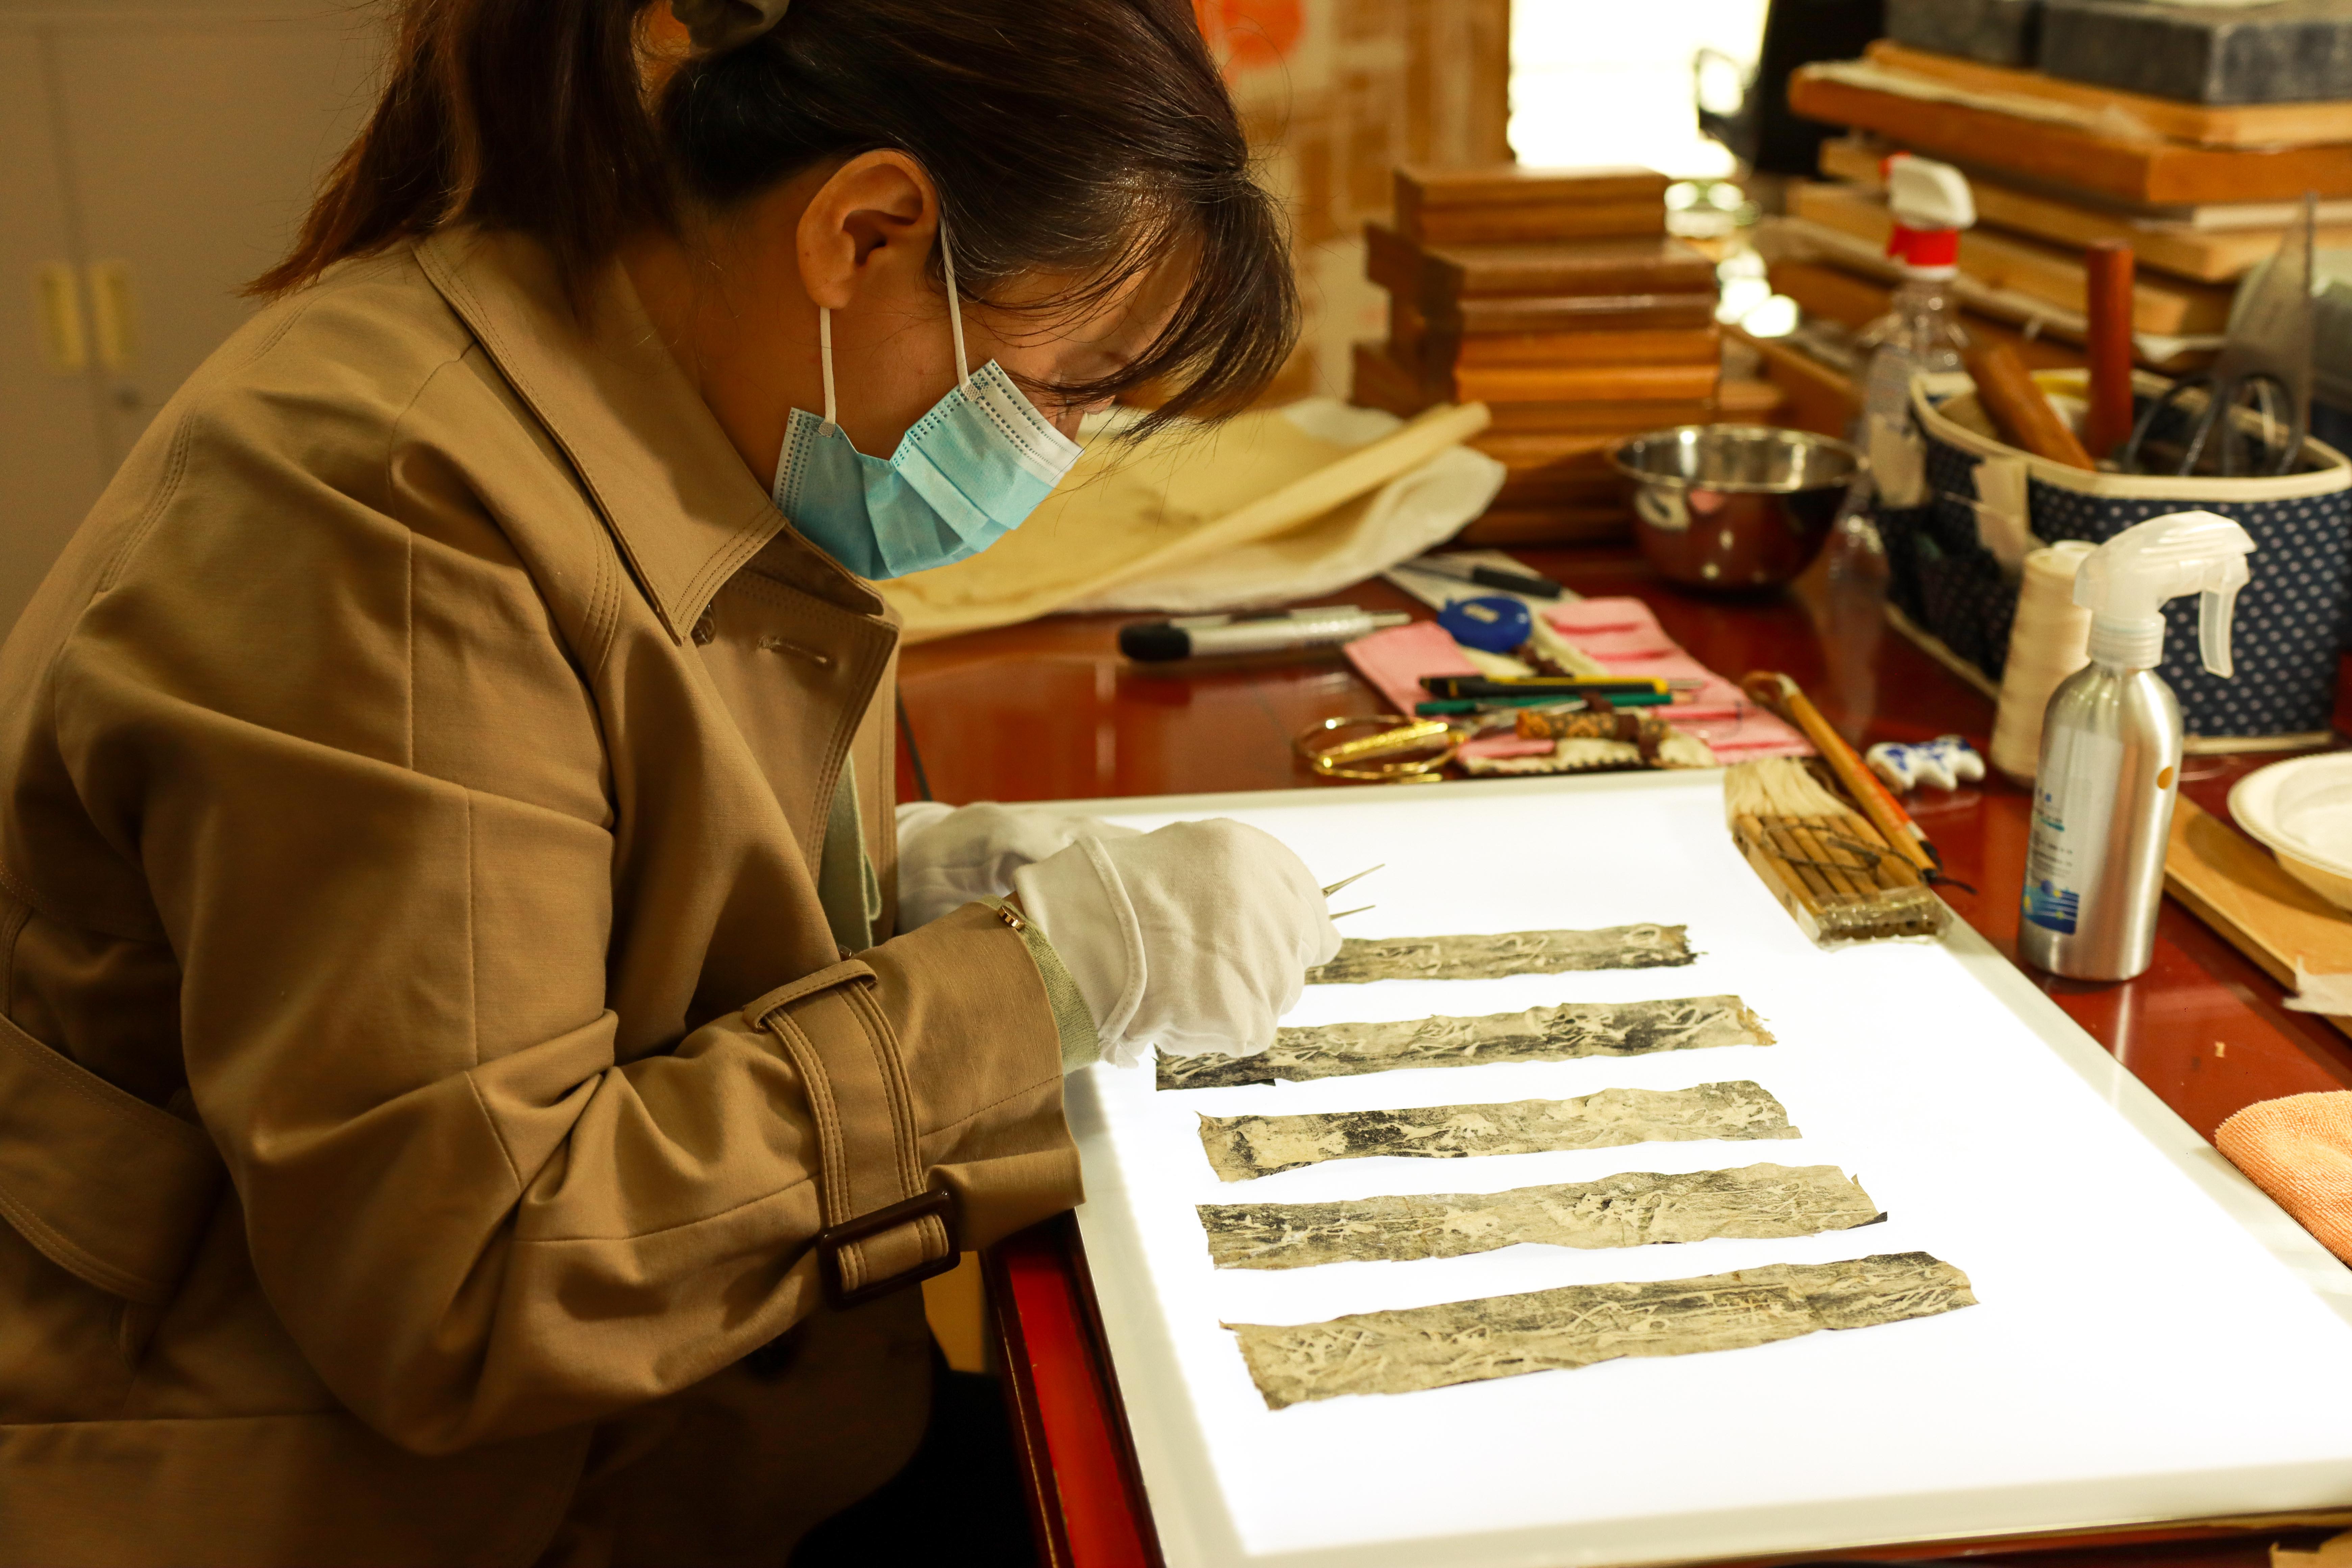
795, 151, 939, 312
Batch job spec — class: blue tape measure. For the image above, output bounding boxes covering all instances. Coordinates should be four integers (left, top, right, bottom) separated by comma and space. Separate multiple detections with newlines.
1437, 594, 1534, 654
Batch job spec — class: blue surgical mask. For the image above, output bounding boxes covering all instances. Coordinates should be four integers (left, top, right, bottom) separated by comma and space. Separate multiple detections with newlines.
773, 227, 1083, 580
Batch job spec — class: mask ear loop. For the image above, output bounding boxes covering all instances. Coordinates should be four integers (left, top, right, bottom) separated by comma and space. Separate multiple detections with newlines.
937, 212, 974, 394
817, 305, 839, 434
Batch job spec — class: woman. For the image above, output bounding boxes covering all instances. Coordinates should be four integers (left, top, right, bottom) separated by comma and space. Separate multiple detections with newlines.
0, 1, 1337, 1563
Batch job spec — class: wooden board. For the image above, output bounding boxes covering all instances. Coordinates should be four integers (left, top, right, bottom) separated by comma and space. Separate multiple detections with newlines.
1481, 397, 1720, 434
1817, 135, 2352, 284
1434, 360, 1722, 406
1789, 181, 2238, 334
1391, 301, 1720, 373
1865, 39, 2352, 152
1403, 203, 1668, 246
1349, 339, 1436, 420
1759, 220, 2213, 371
1398, 164, 1671, 210
1365, 222, 1719, 306
1788, 65, 2352, 204
1718, 376, 1790, 423
2165, 795, 2352, 1042
1435, 325, 1723, 371
1426, 293, 1721, 336
1396, 165, 1667, 245
1763, 258, 2089, 372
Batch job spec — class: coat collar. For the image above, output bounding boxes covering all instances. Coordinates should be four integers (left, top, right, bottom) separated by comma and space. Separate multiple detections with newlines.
414, 226, 884, 641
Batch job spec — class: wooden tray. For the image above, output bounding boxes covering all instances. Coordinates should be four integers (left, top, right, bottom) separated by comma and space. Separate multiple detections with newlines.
1866, 39, 2352, 151
1789, 180, 2238, 334
1788, 65, 2352, 204
1818, 135, 2352, 285
1364, 223, 1718, 305
2166, 795, 2352, 1042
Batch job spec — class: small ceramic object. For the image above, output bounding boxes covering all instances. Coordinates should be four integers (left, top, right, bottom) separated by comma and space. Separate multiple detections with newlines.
1866, 734, 1985, 793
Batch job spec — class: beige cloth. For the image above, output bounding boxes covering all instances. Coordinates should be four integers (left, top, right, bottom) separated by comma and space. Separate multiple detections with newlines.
2215, 1091, 2352, 1263
0, 226, 1080, 1567
878, 399, 1495, 642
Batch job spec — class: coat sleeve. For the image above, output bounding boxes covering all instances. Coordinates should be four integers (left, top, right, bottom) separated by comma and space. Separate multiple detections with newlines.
56, 400, 1079, 1455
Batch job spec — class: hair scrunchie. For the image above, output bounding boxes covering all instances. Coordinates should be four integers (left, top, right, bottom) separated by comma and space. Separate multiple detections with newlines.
670, 0, 789, 53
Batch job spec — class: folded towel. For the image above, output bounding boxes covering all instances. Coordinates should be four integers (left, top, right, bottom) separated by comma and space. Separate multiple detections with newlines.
2273, 1529, 2352, 1568
2215, 1091, 2352, 1264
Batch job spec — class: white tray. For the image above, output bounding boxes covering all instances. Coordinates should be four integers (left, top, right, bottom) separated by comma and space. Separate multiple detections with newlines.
1051, 770, 2352, 1568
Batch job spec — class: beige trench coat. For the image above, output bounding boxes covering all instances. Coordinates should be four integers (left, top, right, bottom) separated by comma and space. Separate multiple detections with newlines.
0, 228, 1084, 1567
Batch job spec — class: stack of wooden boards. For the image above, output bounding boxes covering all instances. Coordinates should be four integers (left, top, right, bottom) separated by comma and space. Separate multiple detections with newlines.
1348, 166, 1723, 545
1775, 39, 2352, 377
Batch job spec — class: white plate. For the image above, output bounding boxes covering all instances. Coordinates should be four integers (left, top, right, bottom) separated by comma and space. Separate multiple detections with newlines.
2228, 753, 2352, 911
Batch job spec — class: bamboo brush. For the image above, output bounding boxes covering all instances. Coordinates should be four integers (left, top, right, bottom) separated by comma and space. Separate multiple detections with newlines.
1724, 758, 1948, 944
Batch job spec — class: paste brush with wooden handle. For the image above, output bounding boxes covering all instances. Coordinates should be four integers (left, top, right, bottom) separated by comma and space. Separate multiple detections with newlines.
1723, 758, 1947, 945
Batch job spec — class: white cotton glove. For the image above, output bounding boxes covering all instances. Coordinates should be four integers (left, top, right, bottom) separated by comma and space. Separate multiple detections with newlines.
1010, 818, 1343, 1068
894, 801, 1141, 930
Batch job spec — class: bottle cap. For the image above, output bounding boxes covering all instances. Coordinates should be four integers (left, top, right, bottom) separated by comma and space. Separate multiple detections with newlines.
1882, 155, 1974, 279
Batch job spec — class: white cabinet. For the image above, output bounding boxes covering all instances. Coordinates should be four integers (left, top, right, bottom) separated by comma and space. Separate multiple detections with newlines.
0, 1, 384, 632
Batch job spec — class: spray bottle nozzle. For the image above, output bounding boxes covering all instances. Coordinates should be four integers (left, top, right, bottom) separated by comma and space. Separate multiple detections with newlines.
2072, 510, 2256, 675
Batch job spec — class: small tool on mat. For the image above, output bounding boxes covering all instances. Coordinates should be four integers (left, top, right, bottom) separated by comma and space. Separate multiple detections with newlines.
1321, 864, 1382, 918
1295, 716, 1458, 783
1724, 758, 1949, 945
1740, 671, 1950, 883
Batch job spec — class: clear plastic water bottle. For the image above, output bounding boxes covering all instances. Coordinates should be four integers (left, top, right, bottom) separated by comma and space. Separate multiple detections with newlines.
1819, 156, 1978, 737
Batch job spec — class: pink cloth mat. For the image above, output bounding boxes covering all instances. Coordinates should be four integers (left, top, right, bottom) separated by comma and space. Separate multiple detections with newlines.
1343, 599, 1813, 762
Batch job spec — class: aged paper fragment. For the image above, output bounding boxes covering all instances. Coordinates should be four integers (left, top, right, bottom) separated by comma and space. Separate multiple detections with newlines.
1158, 994, 1771, 1091
1199, 1163, 1883, 1269
1306, 924, 1694, 985
1228, 1251, 1977, 1408
1197, 1080, 1796, 1182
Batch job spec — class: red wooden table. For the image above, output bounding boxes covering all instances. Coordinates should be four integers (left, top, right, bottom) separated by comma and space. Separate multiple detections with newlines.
896, 546, 2352, 1568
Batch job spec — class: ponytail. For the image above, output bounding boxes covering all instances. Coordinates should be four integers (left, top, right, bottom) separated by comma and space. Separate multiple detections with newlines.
259, 0, 1296, 424
256, 0, 668, 303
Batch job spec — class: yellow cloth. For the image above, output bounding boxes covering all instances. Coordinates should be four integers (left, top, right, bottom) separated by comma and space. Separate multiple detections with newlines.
2216, 1090, 2352, 1263
879, 400, 1490, 643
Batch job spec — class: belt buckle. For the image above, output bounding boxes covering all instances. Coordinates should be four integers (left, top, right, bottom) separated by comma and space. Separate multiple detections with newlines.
817, 1188, 958, 1308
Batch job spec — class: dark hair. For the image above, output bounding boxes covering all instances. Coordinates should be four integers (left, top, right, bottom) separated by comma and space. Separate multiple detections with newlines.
257, 0, 1297, 425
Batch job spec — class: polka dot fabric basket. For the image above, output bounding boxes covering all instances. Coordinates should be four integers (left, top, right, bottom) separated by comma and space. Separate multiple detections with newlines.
1879, 373, 2352, 747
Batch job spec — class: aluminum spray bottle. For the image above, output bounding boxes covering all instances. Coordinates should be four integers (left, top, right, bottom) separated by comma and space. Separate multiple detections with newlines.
2019, 511, 2255, 981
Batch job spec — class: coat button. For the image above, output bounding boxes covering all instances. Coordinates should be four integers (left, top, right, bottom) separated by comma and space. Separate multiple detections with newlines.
691, 606, 717, 645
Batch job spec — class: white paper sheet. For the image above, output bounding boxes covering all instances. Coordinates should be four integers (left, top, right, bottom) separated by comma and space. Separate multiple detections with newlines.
1057, 771, 2352, 1568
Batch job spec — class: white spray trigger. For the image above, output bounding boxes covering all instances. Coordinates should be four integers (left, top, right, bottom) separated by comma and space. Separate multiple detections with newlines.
2072, 510, 2256, 673
2198, 557, 2251, 678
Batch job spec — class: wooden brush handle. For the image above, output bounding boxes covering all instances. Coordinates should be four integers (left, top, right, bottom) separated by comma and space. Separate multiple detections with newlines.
2084, 240, 2136, 462
1967, 343, 2096, 471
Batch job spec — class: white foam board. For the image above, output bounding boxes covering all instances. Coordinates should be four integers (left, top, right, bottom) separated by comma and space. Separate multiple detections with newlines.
1049, 770, 2352, 1568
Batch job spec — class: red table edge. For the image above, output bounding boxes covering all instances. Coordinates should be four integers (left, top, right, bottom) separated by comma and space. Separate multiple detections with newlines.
983, 1216, 2352, 1566
986, 1214, 1167, 1568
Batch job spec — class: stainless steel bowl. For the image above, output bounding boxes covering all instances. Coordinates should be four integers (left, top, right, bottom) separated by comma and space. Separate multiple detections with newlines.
1608, 424, 1867, 591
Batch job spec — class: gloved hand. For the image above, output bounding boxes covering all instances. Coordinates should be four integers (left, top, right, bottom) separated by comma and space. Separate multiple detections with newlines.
895, 802, 1140, 931
1011, 818, 1342, 1068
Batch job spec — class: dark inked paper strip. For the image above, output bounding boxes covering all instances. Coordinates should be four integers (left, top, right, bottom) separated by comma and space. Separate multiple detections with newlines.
1199, 1163, 1884, 1269
1197, 1079, 1796, 1182
1305, 925, 1694, 986
1159, 994, 1771, 1091
1227, 1251, 1977, 1408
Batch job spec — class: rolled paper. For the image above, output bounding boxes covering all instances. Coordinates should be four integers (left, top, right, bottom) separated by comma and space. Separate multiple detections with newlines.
1991, 541, 2097, 784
